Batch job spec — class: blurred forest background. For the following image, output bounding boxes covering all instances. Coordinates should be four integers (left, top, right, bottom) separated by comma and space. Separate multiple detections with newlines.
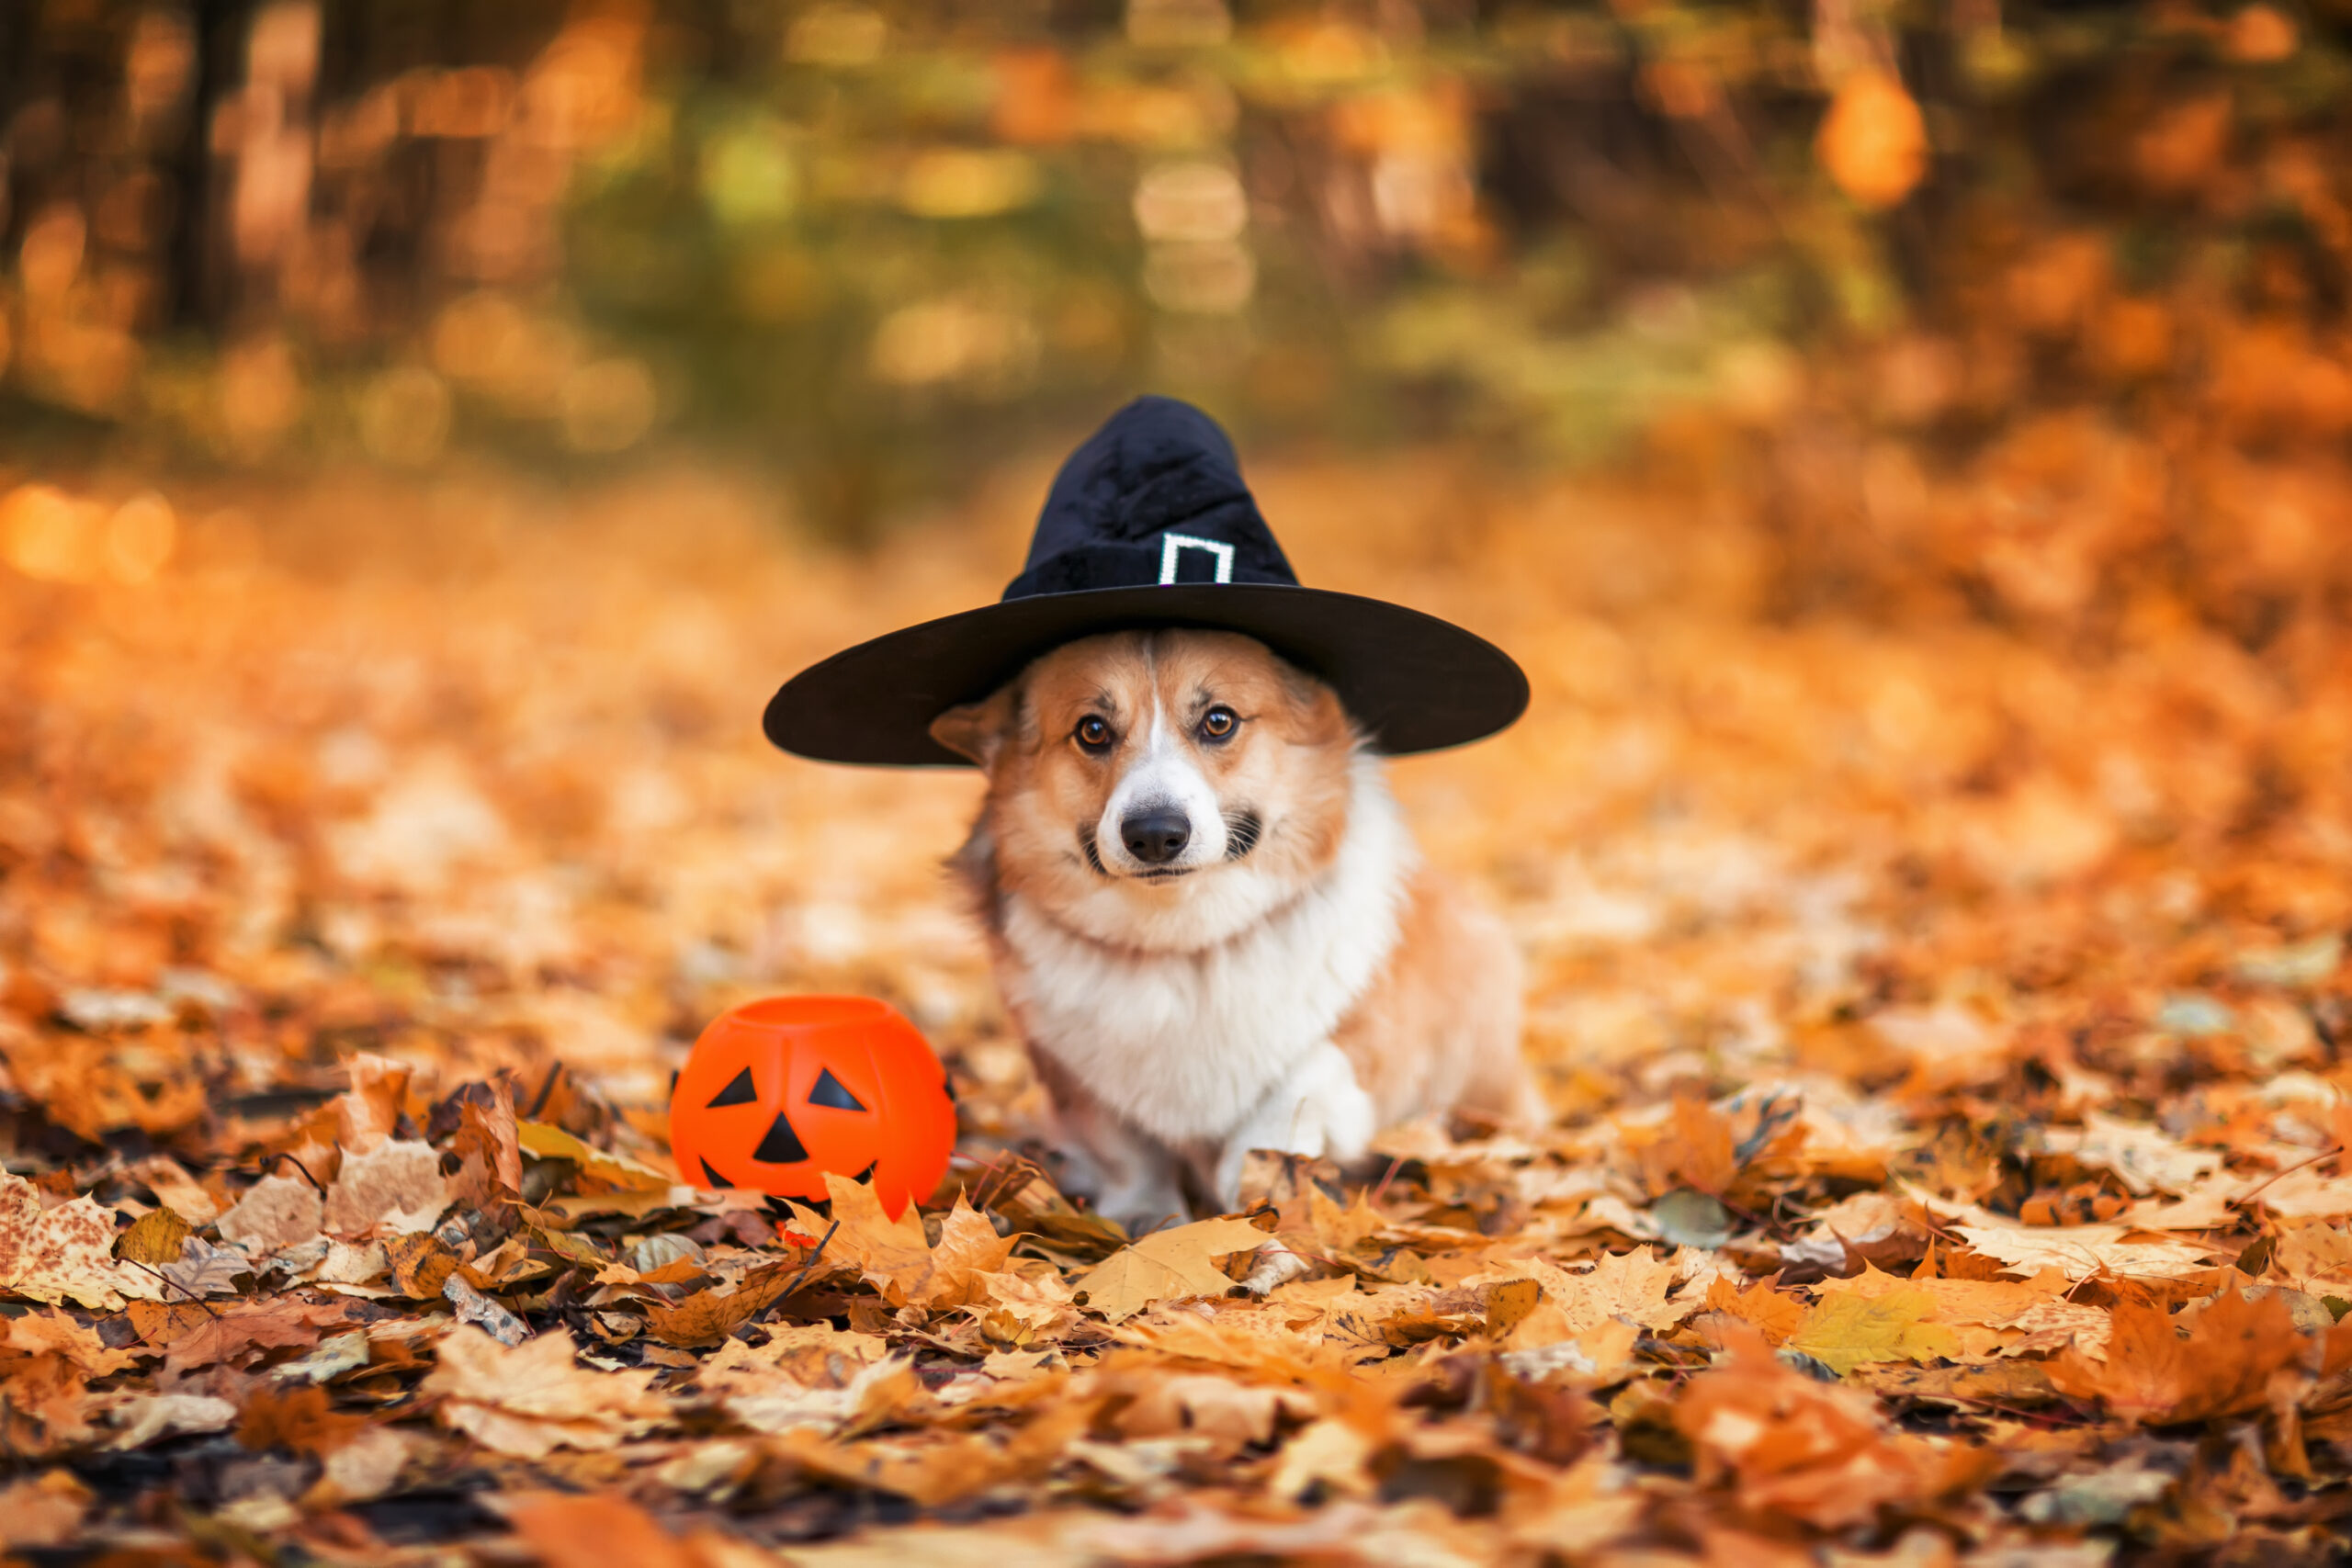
1, 0, 2347, 656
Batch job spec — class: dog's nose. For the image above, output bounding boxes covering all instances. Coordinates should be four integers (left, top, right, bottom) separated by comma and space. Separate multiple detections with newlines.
1121, 809, 1192, 865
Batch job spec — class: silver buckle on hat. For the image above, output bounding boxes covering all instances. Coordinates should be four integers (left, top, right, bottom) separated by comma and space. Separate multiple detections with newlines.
1159, 533, 1234, 585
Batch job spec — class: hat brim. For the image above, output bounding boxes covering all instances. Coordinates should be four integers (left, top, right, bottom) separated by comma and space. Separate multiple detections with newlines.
763, 583, 1529, 767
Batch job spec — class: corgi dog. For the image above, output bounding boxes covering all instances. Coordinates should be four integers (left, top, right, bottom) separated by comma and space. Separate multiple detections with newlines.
930, 626, 1541, 1235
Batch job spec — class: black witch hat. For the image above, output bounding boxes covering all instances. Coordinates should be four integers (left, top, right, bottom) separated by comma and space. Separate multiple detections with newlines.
763, 397, 1527, 766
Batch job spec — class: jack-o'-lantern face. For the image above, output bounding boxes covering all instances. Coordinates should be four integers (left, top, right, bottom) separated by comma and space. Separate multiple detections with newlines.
669, 997, 956, 1218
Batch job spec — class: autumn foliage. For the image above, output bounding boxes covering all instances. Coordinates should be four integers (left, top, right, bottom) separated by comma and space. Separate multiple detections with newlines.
0, 413, 2346, 1563
8, 2, 2352, 1562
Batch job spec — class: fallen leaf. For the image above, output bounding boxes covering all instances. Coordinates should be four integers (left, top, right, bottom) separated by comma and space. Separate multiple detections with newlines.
323, 1138, 452, 1237
444, 1273, 531, 1345
1074, 1216, 1271, 1322
214, 1171, 327, 1255
239, 1382, 367, 1455
3, 1306, 139, 1376
114, 1205, 193, 1266
0, 1177, 156, 1309
109, 1392, 239, 1450
516, 1121, 672, 1191
2047, 1288, 2314, 1424
1784, 1288, 1960, 1375
423, 1325, 662, 1458
1701, 1274, 1807, 1345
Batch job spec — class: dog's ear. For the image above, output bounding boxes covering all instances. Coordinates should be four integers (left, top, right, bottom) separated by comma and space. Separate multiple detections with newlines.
930, 688, 1015, 767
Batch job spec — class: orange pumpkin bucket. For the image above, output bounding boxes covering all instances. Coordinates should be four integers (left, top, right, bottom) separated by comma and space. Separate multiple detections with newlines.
669, 996, 956, 1217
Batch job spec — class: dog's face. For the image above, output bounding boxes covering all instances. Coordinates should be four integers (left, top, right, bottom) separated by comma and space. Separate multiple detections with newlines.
931, 629, 1361, 951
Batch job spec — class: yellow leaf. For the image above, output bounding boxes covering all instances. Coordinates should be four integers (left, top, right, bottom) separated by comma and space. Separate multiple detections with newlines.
114, 1207, 192, 1267
1785, 1288, 1959, 1375
786, 1172, 933, 1306
1074, 1216, 1269, 1322
514, 1122, 672, 1192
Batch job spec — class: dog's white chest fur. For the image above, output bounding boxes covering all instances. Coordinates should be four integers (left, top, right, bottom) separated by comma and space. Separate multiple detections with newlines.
997, 762, 1411, 1145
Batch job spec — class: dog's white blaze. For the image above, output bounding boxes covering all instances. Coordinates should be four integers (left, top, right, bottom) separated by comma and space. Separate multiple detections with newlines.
1002, 756, 1410, 1145
1094, 688, 1227, 874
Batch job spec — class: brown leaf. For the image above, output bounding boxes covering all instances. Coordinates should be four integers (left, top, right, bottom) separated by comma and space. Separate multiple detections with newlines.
0, 1355, 95, 1455
2047, 1288, 2315, 1424
451, 1078, 524, 1209
1701, 1274, 1807, 1346
239, 1382, 366, 1456
322, 1138, 452, 1238
113, 1206, 192, 1267
162, 1298, 353, 1376
3, 1307, 139, 1376
334, 1051, 413, 1153
213, 1171, 326, 1256
645, 1260, 801, 1348
422, 1325, 663, 1458
384, 1232, 461, 1298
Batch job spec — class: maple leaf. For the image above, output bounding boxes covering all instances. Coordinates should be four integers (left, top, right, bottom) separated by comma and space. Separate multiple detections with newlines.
0, 1176, 156, 1309
784, 1176, 1014, 1310
213, 1171, 326, 1255
1073, 1216, 1271, 1322
968, 1265, 1082, 1346
1950, 1222, 2217, 1282
1676, 1327, 1991, 1529
1783, 1289, 1960, 1375
1635, 1093, 1740, 1196
3, 1307, 139, 1376
2047, 1289, 2315, 1424
646, 1260, 804, 1348
1701, 1274, 1806, 1345
1489, 1247, 1690, 1357
1114, 1371, 1314, 1447
515, 1120, 672, 1191
422, 1325, 663, 1458
322, 1138, 453, 1237
2036, 1113, 2222, 1196
162, 1299, 352, 1376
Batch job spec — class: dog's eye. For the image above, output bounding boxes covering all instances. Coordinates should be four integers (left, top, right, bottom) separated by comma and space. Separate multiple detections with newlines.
1074, 716, 1113, 752
1199, 706, 1237, 741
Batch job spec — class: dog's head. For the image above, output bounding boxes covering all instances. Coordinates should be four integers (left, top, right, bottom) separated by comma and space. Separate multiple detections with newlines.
931, 629, 1362, 949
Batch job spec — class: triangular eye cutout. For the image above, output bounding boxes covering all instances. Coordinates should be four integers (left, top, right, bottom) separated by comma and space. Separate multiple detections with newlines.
707, 1067, 757, 1108
752, 1111, 808, 1164
808, 1068, 866, 1112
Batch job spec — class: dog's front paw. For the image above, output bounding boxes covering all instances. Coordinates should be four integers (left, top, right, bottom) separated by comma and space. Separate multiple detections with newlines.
1214, 1046, 1376, 1207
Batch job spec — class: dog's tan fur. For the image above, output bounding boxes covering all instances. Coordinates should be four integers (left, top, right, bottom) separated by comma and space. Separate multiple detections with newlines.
933, 628, 1537, 1229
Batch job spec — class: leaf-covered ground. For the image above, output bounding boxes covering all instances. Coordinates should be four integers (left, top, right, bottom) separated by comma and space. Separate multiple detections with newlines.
3, 450, 2351, 1566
